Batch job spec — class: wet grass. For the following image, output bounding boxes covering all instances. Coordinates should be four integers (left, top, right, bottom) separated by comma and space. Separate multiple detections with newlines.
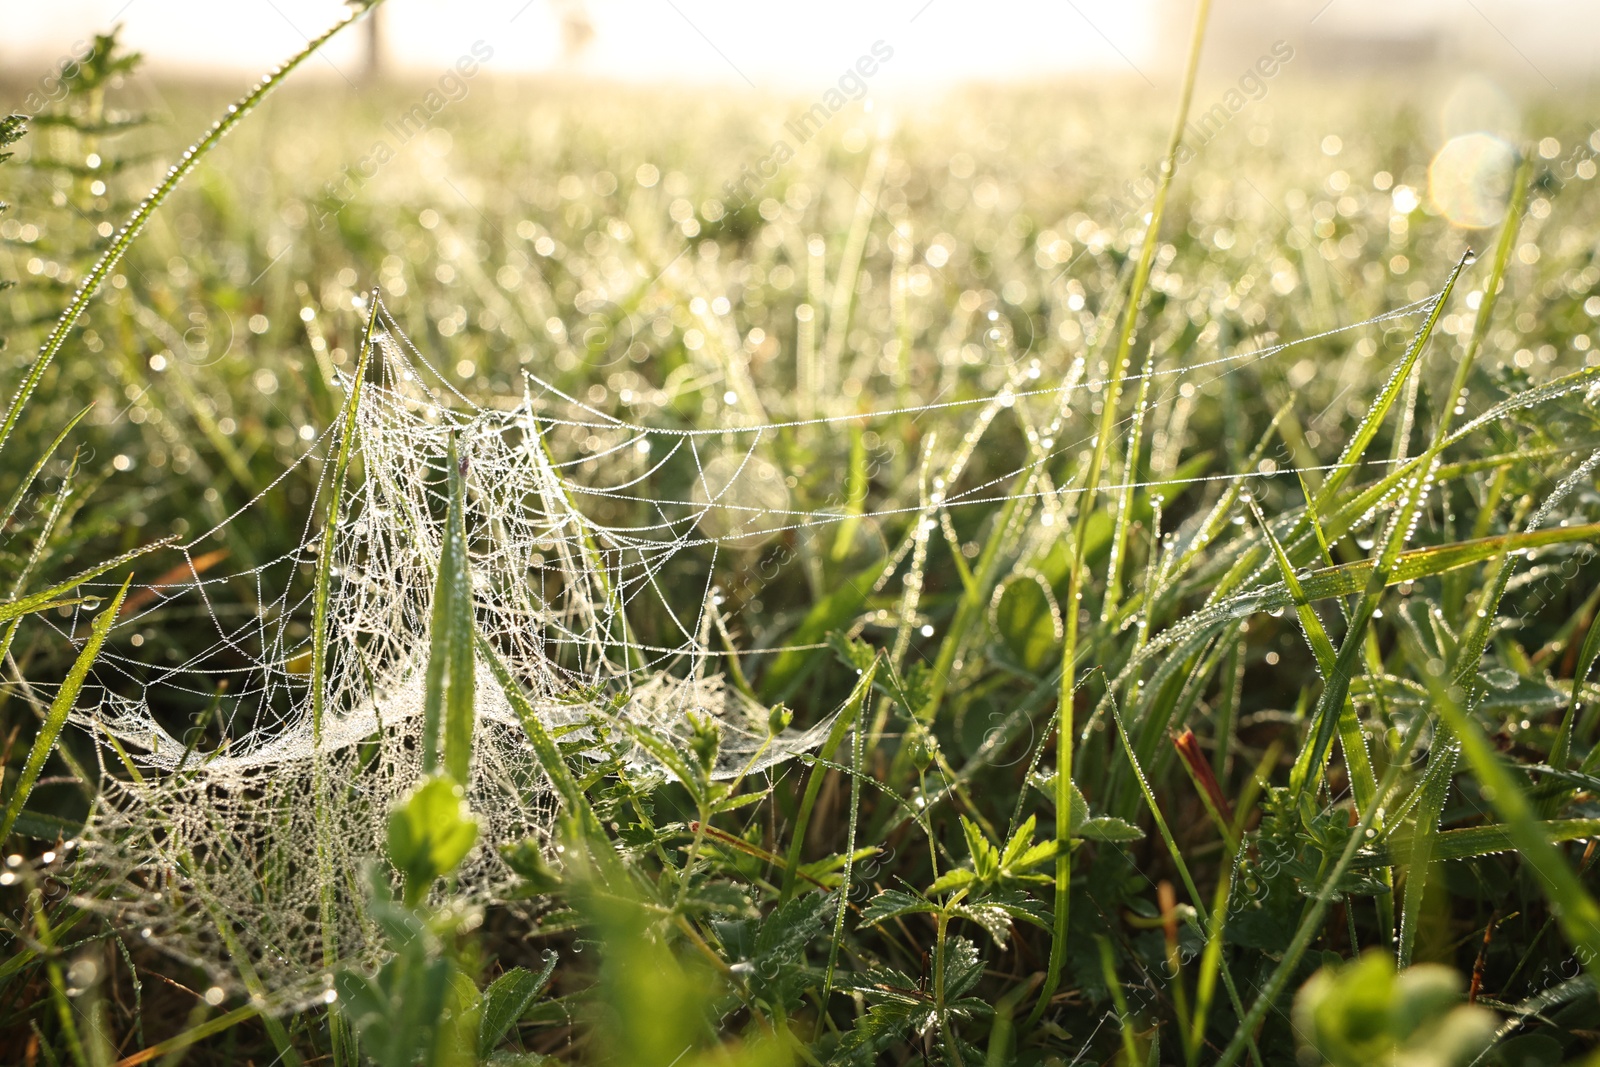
4, 13, 1600, 1065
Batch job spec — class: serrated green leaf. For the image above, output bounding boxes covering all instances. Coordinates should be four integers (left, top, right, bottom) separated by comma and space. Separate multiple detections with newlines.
860, 889, 938, 927
1001, 814, 1038, 868
954, 902, 1015, 946
942, 936, 983, 1000
928, 868, 977, 894
1077, 817, 1145, 843
960, 814, 998, 880
1012, 838, 1064, 870
478, 954, 555, 1053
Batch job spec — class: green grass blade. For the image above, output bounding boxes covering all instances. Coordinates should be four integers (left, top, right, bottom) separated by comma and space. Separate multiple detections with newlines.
1437, 157, 1531, 444
825, 141, 889, 388
10, 452, 79, 599
1101, 352, 1154, 624
1098, 936, 1143, 1067
1292, 253, 1473, 795
1557, 608, 1600, 772
0, 573, 131, 843
917, 483, 1031, 724
1395, 736, 1458, 967
825, 693, 867, 994
0, 540, 173, 627
311, 294, 378, 744
1172, 404, 1291, 605
423, 433, 476, 784
1456, 452, 1600, 703
1237, 523, 1600, 640
1033, 0, 1216, 1025
1114, 522, 1600, 710
828, 423, 869, 564
1248, 498, 1336, 671
0, 403, 91, 534
779, 655, 878, 903
1253, 487, 1380, 826
1312, 249, 1472, 512
476, 630, 603, 841
107, 1004, 262, 1067
1423, 661, 1600, 992
306, 291, 378, 1004
1357, 816, 1600, 869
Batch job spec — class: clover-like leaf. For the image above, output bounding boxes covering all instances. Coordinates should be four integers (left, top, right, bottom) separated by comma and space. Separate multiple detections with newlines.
388, 774, 480, 907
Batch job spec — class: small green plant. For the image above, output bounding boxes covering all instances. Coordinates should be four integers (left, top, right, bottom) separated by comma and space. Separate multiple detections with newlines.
387, 775, 479, 910
1293, 951, 1496, 1067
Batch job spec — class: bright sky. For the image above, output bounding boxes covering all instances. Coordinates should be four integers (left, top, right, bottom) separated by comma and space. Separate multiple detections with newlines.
3, 0, 1158, 90
6, 0, 1596, 104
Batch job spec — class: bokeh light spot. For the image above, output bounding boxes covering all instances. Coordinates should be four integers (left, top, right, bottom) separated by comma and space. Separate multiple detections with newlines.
1428, 133, 1516, 229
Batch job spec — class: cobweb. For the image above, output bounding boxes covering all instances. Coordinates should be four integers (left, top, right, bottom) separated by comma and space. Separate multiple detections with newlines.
63, 286, 1473, 1002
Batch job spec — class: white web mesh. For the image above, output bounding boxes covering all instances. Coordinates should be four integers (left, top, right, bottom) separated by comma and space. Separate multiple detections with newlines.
60, 288, 1478, 1001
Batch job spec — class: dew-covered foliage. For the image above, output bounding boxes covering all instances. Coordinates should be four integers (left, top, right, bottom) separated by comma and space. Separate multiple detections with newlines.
4, 13, 1600, 1067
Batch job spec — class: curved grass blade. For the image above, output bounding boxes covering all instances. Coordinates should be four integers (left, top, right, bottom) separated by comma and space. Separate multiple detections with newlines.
1101, 350, 1154, 624
109, 1004, 261, 1067
0, 403, 91, 533
307, 290, 378, 1016
1563, 610, 1600, 770
476, 630, 603, 841
825, 687, 867, 994
0, 539, 174, 627
1249, 497, 1377, 811
1356, 816, 1600, 870
1294, 253, 1474, 798
1312, 249, 1472, 512
1204, 523, 1600, 648
0, 573, 131, 843
9, 451, 79, 599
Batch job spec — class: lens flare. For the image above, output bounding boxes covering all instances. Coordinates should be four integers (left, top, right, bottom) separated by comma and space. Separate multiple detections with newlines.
1428, 132, 1516, 229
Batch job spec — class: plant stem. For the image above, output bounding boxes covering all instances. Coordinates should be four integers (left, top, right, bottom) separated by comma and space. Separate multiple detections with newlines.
1031, 0, 1214, 1026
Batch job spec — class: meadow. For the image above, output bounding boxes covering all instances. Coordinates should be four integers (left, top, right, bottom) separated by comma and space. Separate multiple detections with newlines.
4, 9, 1600, 1065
